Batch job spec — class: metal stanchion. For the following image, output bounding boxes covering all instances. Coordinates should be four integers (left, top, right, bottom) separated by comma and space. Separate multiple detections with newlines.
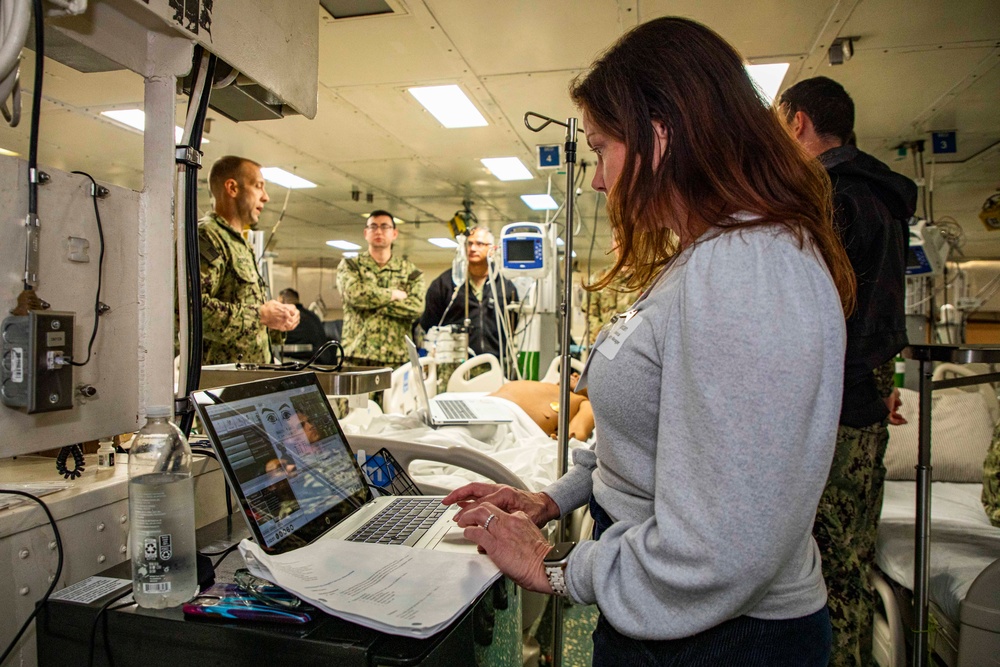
523, 111, 579, 667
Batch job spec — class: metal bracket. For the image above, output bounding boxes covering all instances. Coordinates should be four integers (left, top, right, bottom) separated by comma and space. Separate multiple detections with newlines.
175, 145, 203, 168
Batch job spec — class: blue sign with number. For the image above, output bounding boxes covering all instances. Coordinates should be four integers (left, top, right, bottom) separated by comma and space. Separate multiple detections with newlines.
931, 131, 956, 154
537, 144, 561, 169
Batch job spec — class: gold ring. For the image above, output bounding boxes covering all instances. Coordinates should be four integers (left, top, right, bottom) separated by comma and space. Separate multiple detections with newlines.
484, 513, 496, 531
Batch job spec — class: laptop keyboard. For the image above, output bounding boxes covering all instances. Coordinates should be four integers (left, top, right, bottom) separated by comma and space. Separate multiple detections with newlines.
436, 400, 477, 420
346, 497, 448, 547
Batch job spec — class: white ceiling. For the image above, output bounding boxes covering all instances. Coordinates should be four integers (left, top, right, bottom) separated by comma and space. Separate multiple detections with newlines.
1, 0, 997, 279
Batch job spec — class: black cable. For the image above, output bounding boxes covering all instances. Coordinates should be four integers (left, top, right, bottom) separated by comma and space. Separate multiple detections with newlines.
87, 588, 132, 667
190, 445, 233, 516
23, 0, 44, 291
257, 340, 345, 372
211, 543, 241, 569
178, 48, 217, 438
55, 444, 85, 479
68, 171, 106, 367
0, 490, 63, 665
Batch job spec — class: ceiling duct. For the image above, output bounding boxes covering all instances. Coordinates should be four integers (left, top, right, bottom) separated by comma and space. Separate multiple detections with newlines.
180, 60, 289, 122
319, 0, 394, 20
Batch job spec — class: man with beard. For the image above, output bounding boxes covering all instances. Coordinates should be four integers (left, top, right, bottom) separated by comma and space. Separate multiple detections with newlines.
199, 155, 299, 364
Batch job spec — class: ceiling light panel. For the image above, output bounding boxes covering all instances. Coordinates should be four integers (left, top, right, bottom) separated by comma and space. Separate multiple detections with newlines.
408, 85, 488, 129
521, 194, 559, 210
428, 237, 459, 248
481, 157, 533, 181
261, 167, 317, 189
745, 63, 790, 104
326, 240, 361, 250
101, 109, 208, 143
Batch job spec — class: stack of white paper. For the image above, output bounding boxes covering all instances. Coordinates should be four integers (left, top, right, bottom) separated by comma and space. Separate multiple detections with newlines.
239, 538, 501, 638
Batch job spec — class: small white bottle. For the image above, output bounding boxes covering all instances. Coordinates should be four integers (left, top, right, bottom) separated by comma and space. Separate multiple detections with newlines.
97, 439, 116, 470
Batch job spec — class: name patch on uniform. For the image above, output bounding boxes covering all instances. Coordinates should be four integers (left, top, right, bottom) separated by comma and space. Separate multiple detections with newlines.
598, 311, 642, 360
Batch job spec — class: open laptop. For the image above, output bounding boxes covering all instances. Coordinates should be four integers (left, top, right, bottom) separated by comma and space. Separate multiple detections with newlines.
191, 372, 470, 555
405, 337, 512, 426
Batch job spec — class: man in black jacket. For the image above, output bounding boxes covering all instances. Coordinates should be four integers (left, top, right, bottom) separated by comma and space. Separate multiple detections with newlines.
780, 77, 918, 667
420, 227, 518, 368
278, 288, 334, 364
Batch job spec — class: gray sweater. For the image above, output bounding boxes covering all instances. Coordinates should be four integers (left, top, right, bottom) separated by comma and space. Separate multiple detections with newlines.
545, 226, 846, 640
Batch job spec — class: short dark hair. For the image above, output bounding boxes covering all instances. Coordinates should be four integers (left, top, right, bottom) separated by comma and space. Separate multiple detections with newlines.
209, 155, 261, 198
778, 76, 855, 145
366, 210, 396, 228
279, 287, 300, 303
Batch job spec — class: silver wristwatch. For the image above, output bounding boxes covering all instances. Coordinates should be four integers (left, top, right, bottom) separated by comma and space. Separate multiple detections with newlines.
543, 542, 576, 597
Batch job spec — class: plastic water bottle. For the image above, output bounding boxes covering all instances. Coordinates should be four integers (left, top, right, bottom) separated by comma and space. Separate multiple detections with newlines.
128, 407, 198, 608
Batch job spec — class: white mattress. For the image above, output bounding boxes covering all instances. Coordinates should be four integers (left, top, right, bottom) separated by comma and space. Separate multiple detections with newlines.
876, 481, 1000, 623
342, 395, 588, 493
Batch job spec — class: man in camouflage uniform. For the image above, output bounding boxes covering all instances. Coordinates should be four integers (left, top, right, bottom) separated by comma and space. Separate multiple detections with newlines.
984, 420, 1000, 528
336, 210, 425, 368
199, 155, 299, 365
781, 78, 917, 667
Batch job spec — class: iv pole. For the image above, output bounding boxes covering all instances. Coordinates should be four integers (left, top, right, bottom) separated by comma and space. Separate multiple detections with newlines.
524, 110, 578, 667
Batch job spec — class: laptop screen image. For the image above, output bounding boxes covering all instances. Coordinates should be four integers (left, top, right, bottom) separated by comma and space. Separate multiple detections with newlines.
192, 373, 371, 553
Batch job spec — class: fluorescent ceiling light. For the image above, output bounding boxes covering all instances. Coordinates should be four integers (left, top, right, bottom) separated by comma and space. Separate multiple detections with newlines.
101, 108, 145, 131
0, 147, 18, 157
480, 157, 532, 181
746, 63, 790, 104
342, 251, 359, 258
521, 194, 559, 210
261, 167, 316, 189
326, 240, 361, 250
428, 237, 459, 249
408, 85, 488, 129
100, 109, 208, 143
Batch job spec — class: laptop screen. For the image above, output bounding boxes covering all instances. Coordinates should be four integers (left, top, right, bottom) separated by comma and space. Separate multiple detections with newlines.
404, 336, 433, 417
192, 373, 371, 553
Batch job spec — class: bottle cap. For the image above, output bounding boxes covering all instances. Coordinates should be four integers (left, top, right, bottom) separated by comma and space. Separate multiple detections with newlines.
146, 405, 172, 418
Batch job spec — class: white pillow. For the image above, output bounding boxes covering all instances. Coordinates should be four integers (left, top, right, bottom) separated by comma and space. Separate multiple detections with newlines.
885, 388, 997, 482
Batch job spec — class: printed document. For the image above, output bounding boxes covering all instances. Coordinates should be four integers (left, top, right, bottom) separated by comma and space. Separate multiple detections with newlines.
239, 538, 501, 638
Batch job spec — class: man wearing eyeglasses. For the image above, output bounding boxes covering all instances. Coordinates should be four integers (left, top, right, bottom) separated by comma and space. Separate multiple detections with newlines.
336, 210, 425, 368
420, 227, 518, 368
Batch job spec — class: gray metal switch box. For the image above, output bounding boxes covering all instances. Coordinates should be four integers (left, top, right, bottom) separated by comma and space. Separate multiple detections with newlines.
2, 311, 75, 413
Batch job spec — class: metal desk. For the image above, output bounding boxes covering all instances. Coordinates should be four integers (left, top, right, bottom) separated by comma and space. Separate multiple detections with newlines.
199, 365, 392, 396
900, 344, 1000, 667
36, 516, 521, 667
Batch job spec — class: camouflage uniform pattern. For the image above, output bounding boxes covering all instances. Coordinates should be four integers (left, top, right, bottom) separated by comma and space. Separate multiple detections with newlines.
814, 360, 895, 667
585, 272, 638, 346
198, 213, 274, 365
336, 252, 425, 367
983, 420, 1000, 528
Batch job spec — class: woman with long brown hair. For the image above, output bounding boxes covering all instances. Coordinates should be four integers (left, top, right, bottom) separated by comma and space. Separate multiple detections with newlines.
445, 17, 854, 665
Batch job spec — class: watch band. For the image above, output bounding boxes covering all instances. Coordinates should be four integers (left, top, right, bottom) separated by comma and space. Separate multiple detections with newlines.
545, 562, 569, 597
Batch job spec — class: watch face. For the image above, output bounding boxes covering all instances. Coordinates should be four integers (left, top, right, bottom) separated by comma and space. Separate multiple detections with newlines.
544, 542, 575, 563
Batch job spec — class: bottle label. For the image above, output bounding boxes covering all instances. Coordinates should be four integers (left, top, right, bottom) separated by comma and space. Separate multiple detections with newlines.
143, 582, 172, 593
99, 452, 115, 468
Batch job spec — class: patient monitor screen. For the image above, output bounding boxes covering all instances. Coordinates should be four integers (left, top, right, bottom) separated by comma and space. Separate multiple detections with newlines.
506, 239, 537, 262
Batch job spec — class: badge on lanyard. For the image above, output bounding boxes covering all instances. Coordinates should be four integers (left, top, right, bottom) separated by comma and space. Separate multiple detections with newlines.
597, 309, 642, 360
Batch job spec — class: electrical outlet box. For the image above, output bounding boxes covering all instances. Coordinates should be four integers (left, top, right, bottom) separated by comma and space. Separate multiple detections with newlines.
1, 311, 75, 413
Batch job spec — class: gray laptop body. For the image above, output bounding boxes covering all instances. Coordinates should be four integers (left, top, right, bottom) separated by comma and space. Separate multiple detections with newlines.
404, 337, 512, 426
191, 372, 470, 555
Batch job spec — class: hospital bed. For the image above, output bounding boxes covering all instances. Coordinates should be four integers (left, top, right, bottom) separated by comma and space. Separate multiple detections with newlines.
355, 354, 592, 665
872, 360, 1000, 667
